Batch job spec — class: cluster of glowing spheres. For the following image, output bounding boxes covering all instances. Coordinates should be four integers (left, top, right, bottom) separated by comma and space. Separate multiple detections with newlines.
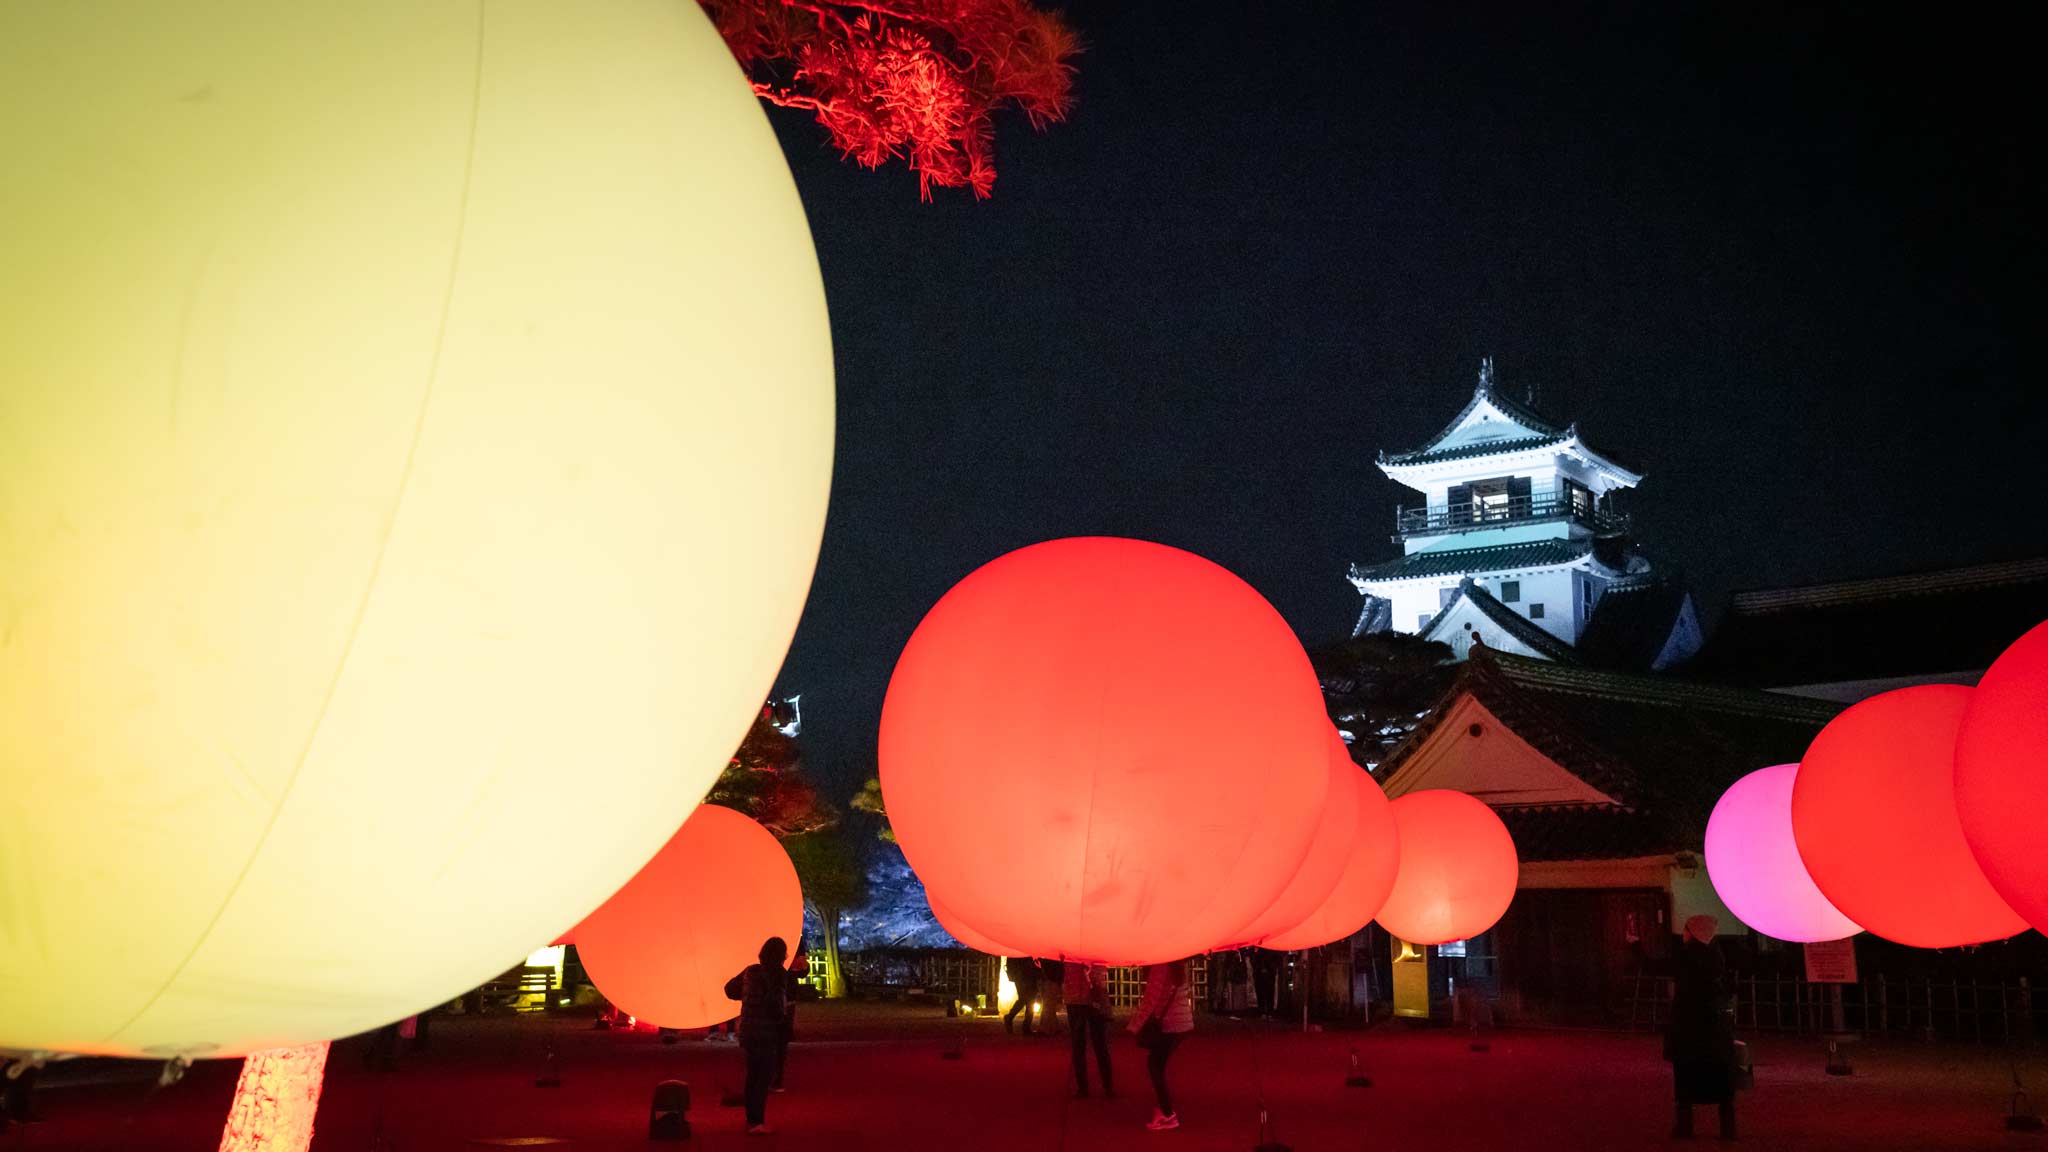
1372, 790, 1519, 947
1955, 622, 2048, 937
1230, 731, 1369, 946
0, 0, 832, 1058
879, 538, 1332, 964
1790, 686, 2025, 948
1704, 764, 1861, 943
1259, 748, 1404, 951
576, 805, 805, 1030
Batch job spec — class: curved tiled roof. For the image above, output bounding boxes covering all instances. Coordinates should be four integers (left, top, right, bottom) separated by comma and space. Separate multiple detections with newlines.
1417, 577, 1582, 664
1377, 649, 1842, 862
1379, 431, 1572, 467
1350, 539, 1591, 583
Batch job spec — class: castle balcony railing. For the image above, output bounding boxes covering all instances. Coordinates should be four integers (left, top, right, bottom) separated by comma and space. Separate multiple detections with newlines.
1396, 492, 1629, 538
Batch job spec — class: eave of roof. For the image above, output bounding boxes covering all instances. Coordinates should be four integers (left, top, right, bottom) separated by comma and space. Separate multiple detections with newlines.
1350, 539, 1593, 584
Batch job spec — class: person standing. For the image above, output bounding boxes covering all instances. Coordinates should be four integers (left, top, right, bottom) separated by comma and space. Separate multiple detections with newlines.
1064, 961, 1115, 1098
1005, 956, 1042, 1035
1665, 915, 1737, 1141
776, 949, 808, 1091
724, 937, 792, 1136
1128, 959, 1194, 1131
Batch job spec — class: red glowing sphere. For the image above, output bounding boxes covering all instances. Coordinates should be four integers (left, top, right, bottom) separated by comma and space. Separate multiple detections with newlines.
1955, 621, 2048, 937
1790, 685, 2025, 948
576, 805, 803, 1028
1230, 731, 1366, 946
1704, 764, 1861, 943
1371, 790, 1517, 947
1259, 757, 1402, 951
928, 893, 1025, 956
879, 537, 1330, 964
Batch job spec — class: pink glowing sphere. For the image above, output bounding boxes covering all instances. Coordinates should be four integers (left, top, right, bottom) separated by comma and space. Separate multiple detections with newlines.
1372, 790, 1517, 947
1791, 685, 2026, 948
1955, 621, 2048, 937
1704, 764, 1861, 943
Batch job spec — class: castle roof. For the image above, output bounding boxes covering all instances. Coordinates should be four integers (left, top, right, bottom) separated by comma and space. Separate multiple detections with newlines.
1377, 360, 1641, 485
1686, 556, 2048, 689
1377, 649, 1843, 862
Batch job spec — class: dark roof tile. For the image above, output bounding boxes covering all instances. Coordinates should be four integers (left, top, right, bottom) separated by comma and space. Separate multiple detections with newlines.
1687, 557, 2048, 688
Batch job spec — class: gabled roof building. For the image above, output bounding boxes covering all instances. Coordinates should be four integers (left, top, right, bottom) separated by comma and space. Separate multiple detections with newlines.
1348, 359, 1698, 671
1374, 648, 1843, 1024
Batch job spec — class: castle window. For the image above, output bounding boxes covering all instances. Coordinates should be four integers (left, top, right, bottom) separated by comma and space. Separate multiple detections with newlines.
1418, 613, 1432, 630
1530, 603, 1546, 619
1500, 580, 1521, 603
1471, 479, 1511, 521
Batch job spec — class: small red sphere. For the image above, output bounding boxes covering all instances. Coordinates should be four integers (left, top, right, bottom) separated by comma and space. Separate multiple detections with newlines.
1791, 685, 2025, 948
1259, 758, 1402, 951
1230, 730, 1366, 946
1372, 790, 1517, 947
576, 805, 803, 1028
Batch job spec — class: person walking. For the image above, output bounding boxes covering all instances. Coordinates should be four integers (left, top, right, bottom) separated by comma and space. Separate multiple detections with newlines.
724, 936, 792, 1135
1665, 915, 1738, 1141
1064, 961, 1115, 1098
1005, 956, 1042, 1035
1128, 959, 1194, 1131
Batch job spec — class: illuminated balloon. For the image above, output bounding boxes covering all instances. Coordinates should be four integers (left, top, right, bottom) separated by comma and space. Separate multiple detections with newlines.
1373, 790, 1518, 947
1954, 622, 2048, 936
1259, 759, 1402, 951
879, 538, 1330, 964
577, 806, 804, 1030
0, 0, 832, 1059
928, 894, 1026, 957
1791, 686, 2025, 948
1232, 732, 1366, 946
1704, 764, 1861, 943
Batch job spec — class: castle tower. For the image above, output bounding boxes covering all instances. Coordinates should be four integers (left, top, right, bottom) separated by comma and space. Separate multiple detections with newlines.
1348, 359, 1698, 668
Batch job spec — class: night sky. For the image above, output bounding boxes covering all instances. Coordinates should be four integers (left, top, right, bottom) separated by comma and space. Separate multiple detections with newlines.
764, 1, 2043, 795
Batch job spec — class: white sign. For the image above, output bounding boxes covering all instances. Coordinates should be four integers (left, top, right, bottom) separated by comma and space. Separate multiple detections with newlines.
1803, 938, 1859, 984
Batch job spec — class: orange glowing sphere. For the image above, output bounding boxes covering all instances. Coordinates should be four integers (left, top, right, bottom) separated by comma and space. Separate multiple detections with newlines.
1955, 622, 2048, 937
1372, 790, 1517, 947
1231, 731, 1367, 946
1791, 685, 2025, 948
1259, 756, 1402, 951
879, 537, 1330, 964
576, 805, 803, 1028
928, 893, 1025, 956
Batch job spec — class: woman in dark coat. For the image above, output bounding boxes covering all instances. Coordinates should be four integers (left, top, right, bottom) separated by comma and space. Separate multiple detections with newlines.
724, 937, 791, 1135
1665, 915, 1737, 1140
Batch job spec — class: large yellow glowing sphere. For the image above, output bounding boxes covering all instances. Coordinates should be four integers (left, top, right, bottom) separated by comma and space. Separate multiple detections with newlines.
0, 0, 832, 1059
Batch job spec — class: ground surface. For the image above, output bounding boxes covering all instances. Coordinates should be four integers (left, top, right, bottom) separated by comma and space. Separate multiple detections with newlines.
10, 1003, 2048, 1151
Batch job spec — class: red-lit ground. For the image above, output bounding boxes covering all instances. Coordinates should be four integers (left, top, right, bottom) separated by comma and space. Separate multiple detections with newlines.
13, 1003, 2046, 1150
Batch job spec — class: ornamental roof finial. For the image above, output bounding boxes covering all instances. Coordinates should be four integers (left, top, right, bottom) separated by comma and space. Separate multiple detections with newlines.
1478, 356, 1494, 394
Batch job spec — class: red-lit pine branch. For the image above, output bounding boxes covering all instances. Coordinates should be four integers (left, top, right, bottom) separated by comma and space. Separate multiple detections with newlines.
700, 0, 1079, 199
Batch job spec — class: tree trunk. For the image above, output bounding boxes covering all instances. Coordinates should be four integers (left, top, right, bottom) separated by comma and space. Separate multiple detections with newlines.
820, 907, 845, 998
217, 1042, 329, 1152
